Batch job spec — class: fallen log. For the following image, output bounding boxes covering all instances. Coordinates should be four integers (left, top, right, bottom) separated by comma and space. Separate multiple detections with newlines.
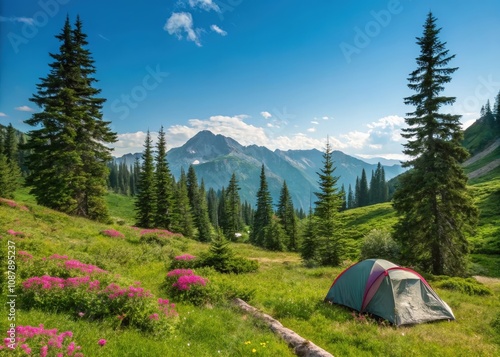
232, 298, 334, 357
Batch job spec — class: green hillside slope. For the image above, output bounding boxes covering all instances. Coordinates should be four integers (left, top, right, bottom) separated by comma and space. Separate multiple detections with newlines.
1, 191, 500, 356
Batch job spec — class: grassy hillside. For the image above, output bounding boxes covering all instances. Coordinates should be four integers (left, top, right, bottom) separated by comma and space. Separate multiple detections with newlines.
1, 185, 499, 356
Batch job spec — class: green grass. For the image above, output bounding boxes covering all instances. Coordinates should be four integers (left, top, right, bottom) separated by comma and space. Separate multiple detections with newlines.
106, 191, 137, 225
2, 180, 500, 356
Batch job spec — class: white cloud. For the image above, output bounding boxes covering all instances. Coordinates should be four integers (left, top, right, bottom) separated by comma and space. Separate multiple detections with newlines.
112, 131, 159, 157
0, 112, 7, 117
110, 114, 406, 159
322, 116, 330, 120
210, 24, 227, 36
15, 105, 34, 112
260, 111, 272, 119
188, 0, 220, 12
311, 120, 319, 125
164, 12, 201, 47
0, 16, 34, 25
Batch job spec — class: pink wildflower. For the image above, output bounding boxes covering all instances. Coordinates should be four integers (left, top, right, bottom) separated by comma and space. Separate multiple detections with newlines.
7, 229, 23, 236
98, 339, 107, 347
167, 269, 194, 277
149, 313, 159, 320
101, 229, 124, 238
172, 275, 207, 291
78, 312, 85, 317
175, 254, 196, 261
40, 345, 48, 357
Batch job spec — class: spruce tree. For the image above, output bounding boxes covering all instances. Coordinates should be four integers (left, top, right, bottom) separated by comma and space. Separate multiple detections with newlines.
0, 154, 15, 198
207, 187, 219, 227
172, 168, 194, 237
224, 173, 243, 240
251, 165, 273, 247
358, 169, 370, 207
277, 180, 299, 251
24, 16, 116, 221
493, 91, 500, 132
194, 179, 213, 242
393, 12, 478, 276
154, 127, 174, 229
347, 184, 355, 209
300, 207, 318, 263
314, 139, 345, 266
135, 131, 156, 228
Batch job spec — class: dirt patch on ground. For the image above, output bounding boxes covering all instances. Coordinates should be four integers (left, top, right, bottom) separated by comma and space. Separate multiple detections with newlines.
249, 257, 300, 263
473, 276, 500, 285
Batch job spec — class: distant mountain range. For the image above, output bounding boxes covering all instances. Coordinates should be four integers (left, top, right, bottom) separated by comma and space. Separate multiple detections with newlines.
114, 130, 405, 209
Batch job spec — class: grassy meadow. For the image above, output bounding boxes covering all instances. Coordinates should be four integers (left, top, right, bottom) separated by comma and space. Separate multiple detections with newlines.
0, 179, 499, 356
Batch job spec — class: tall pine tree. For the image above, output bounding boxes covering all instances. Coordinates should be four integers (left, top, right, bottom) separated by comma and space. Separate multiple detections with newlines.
223, 173, 243, 240
314, 139, 345, 266
135, 131, 156, 228
172, 168, 194, 237
24, 16, 116, 221
154, 126, 174, 229
277, 180, 299, 251
251, 165, 274, 247
393, 13, 478, 276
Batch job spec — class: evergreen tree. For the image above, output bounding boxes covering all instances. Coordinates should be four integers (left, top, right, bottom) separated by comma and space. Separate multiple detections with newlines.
217, 187, 227, 231
24, 16, 116, 221
0, 154, 15, 198
277, 180, 299, 251
130, 158, 140, 196
347, 184, 354, 209
314, 139, 345, 266
207, 187, 219, 227
250, 165, 273, 247
354, 177, 360, 208
135, 131, 156, 228
300, 207, 318, 263
223, 173, 243, 240
195, 179, 213, 242
358, 169, 370, 207
393, 13, 478, 276
154, 127, 174, 229
4, 124, 18, 164
172, 168, 194, 237
264, 218, 287, 251
339, 184, 347, 211
493, 91, 500, 132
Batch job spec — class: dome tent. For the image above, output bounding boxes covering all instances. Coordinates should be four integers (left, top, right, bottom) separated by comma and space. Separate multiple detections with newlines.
324, 259, 455, 326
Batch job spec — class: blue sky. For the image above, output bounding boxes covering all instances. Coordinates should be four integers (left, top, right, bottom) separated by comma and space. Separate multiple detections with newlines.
1, 0, 500, 159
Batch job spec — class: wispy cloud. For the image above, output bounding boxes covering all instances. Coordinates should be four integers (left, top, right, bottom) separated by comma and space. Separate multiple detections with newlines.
260, 111, 272, 119
311, 120, 319, 125
111, 114, 407, 160
0, 16, 35, 25
0, 112, 7, 117
210, 24, 227, 36
15, 105, 34, 112
98, 34, 111, 41
188, 0, 220, 12
164, 12, 201, 46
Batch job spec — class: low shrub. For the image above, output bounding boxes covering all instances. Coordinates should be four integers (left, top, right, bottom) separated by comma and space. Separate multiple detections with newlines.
20, 275, 178, 333
2, 325, 84, 356
164, 269, 209, 306
360, 229, 400, 262
140, 233, 170, 246
434, 277, 492, 296
169, 254, 198, 269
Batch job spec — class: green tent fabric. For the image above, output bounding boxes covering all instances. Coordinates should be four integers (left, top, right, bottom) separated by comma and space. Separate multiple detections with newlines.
324, 259, 455, 326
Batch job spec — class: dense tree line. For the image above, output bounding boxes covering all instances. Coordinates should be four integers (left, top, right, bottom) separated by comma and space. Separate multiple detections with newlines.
0, 124, 23, 198
346, 163, 389, 209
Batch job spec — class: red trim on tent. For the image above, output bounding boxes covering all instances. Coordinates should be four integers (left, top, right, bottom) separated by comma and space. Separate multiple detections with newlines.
360, 270, 388, 311
386, 267, 433, 289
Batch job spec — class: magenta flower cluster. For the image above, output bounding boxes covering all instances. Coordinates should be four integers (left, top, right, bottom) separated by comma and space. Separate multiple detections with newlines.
175, 254, 196, 261
1, 324, 83, 356
133, 227, 176, 237
44, 254, 108, 275
22, 275, 100, 290
167, 269, 207, 291
18, 250, 34, 261
167, 269, 194, 278
7, 229, 24, 236
0, 197, 29, 211
103, 282, 153, 300
101, 229, 125, 238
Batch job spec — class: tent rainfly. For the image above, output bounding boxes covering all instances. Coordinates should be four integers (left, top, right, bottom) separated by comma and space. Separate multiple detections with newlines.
324, 259, 455, 326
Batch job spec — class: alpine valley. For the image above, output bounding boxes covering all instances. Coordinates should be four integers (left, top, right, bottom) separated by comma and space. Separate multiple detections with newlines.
113, 130, 405, 209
